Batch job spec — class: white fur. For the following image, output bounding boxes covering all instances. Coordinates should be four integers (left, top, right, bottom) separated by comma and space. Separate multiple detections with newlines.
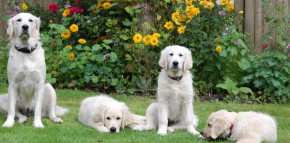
201, 109, 277, 143
0, 84, 69, 123
133, 45, 200, 137
3, 13, 54, 128
78, 95, 145, 133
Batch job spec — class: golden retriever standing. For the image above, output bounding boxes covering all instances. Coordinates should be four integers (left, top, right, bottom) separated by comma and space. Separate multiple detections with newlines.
201, 109, 277, 143
134, 45, 200, 136
78, 95, 145, 133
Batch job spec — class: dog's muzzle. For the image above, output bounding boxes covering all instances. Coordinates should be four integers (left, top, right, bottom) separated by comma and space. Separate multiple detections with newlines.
172, 61, 179, 69
20, 24, 30, 39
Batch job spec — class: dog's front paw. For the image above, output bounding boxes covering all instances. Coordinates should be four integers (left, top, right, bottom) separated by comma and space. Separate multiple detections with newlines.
132, 125, 146, 131
50, 117, 63, 124
33, 120, 44, 128
167, 127, 175, 133
157, 128, 167, 136
188, 128, 201, 136
2, 120, 14, 128
18, 116, 28, 123
98, 126, 109, 133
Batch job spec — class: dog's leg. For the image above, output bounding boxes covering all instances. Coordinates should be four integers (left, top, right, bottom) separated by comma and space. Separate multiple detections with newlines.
235, 132, 261, 143
132, 103, 157, 131
2, 85, 17, 127
182, 102, 200, 136
89, 121, 109, 133
33, 84, 44, 128
157, 101, 169, 136
16, 110, 28, 123
44, 84, 63, 123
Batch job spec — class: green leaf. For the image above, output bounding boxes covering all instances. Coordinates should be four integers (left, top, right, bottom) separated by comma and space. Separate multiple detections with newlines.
91, 76, 99, 83
156, 14, 162, 21
219, 50, 227, 57
120, 35, 129, 40
103, 39, 113, 44
239, 87, 254, 95
2, 15, 9, 21
122, 19, 131, 26
125, 54, 132, 61
111, 78, 118, 86
92, 44, 102, 51
229, 47, 238, 56
125, 6, 134, 16
238, 58, 251, 70
108, 52, 118, 62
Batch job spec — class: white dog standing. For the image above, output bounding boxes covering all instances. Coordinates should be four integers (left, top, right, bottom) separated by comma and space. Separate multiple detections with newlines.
134, 45, 200, 136
3, 13, 55, 128
201, 109, 277, 143
78, 95, 145, 133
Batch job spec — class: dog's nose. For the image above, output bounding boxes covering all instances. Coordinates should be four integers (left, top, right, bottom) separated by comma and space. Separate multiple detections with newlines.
200, 131, 204, 136
22, 25, 29, 30
173, 61, 179, 66
110, 127, 116, 132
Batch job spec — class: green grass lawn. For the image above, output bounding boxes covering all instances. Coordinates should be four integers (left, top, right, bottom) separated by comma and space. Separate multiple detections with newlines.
0, 86, 289, 143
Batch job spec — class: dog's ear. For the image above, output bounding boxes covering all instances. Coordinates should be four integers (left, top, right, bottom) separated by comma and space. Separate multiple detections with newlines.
121, 106, 131, 129
183, 47, 193, 71
101, 109, 107, 125
35, 17, 41, 31
159, 48, 168, 70
7, 18, 14, 39
211, 119, 227, 139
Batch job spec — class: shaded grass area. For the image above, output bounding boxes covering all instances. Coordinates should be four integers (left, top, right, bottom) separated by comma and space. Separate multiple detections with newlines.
0, 87, 289, 143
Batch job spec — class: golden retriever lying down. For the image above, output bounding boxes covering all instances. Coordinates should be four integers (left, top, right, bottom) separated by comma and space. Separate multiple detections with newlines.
201, 109, 277, 143
78, 95, 145, 133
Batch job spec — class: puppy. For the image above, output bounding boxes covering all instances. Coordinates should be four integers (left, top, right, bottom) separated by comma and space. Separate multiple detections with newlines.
78, 95, 145, 133
0, 83, 69, 124
3, 13, 50, 128
201, 109, 277, 143
134, 45, 200, 136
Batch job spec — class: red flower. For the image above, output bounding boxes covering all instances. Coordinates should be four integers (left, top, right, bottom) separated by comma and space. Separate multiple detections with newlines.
262, 43, 269, 50
76, 0, 80, 5
49, 4, 59, 12
69, 6, 84, 15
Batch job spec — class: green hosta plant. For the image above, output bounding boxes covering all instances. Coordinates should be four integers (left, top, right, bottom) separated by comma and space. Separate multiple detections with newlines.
216, 77, 254, 102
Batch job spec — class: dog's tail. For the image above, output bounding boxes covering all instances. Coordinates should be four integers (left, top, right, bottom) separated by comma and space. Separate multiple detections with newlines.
55, 106, 69, 116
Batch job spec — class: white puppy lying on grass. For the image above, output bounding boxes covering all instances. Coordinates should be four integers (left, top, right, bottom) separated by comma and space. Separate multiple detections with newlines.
78, 95, 145, 133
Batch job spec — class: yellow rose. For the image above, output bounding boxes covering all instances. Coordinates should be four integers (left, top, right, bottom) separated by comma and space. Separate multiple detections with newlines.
69, 24, 79, 33
177, 25, 186, 35
67, 53, 75, 61
21, 3, 28, 10
102, 2, 111, 9
133, 34, 143, 43
62, 9, 70, 17
61, 30, 71, 39
216, 46, 222, 53
143, 35, 151, 45
150, 36, 158, 46
65, 45, 73, 50
78, 39, 87, 44
164, 21, 174, 30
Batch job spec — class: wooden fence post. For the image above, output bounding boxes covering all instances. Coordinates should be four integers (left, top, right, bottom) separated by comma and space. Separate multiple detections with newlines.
244, 0, 256, 54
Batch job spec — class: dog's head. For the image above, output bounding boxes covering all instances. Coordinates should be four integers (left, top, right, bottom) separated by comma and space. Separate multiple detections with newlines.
201, 110, 236, 140
103, 104, 130, 133
159, 45, 193, 71
7, 13, 40, 40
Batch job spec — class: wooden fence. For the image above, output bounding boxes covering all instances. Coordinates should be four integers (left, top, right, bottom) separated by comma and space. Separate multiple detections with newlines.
1, 0, 289, 54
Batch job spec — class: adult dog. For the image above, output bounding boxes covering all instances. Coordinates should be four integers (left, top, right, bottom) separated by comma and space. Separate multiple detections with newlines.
134, 45, 200, 136
200, 109, 277, 143
0, 84, 69, 123
78, 95, 145, 133
3, 13, 50, 128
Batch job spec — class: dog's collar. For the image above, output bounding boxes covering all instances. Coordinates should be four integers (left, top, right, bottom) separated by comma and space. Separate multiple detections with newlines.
168, 75, 183, 81
228, 124, 234, 138
14, 44, 37, 54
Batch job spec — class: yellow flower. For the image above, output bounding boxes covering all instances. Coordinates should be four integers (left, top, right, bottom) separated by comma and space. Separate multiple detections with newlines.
226, 2, 234, 11
186, 5, 200, 19
143, 35, 152, 45
185, 0, 193, 5
69, 24, 79, 33
62, 9, 70, 17
172, 11, 180, 21
164, 21, 174, 30
205, 2, 215, 9
61, 30, 71, 39
153, 33, 161, 38
199, 1, 207, 6
239, 10, 244, 14
220, 0, 229, 5
102, 2, 111, 9
133, 34, 143, 43
97, 2, 102, 8
177, 25, 186, 35
150, 36, 158, 46
78, 39, 87, 44
65, 45, 73, 50
21, 3, 28, 10
67, 53, 75, 61
216, 46, 222, 53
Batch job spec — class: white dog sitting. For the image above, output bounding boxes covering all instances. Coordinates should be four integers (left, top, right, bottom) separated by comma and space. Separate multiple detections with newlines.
134, 45, 200, 136
0, 83, 69, 123
2, 13, 56, 128
78, 95, 145, 133
200, 109, 277, 143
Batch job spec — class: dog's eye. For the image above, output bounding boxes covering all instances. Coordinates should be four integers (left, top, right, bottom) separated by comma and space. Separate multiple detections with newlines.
169, 53, 173, 56
106, 117, 111, 120
17, 19, 22, 22
116, 117, 121, 120
29, 19, 33, 22
179, 54, 183, 57
208, 123, 212, 127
